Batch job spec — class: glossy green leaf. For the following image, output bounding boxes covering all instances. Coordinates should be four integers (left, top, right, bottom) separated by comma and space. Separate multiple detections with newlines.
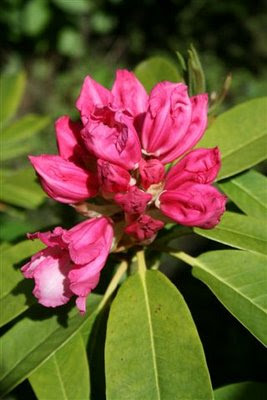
0, 294, 101, 397
1, 114, 50, 161
214, 381, 267, 400
197, 97, 267, 180
105, 268, 213, 400
1, 167, 46, 209
29, 333, 89, 400
172, 250, 267, 345
194, 211, 267, 256
0, 240, 45, 327
219, 170, 267, 219
134, 56, 183, 93
0, 71, 26, 126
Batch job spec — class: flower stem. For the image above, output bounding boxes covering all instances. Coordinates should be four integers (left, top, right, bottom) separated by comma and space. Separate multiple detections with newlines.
136, 249, 147, 275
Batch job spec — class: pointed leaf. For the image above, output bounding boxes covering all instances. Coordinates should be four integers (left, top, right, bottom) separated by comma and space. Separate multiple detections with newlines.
1, 167, 46, 209
171, 250, 267, 345
29, 333, 89, 400
194, 212, 267, 256
0, 240, 45, 327
197, 97, 267, 180
214, 381, 267, 400
1, 114, 50, 161
134, 57, 183, 93
219, 170, 267, 219
0, 72, 26, 126
0, 294, 101, 397
105, 270, 213, 400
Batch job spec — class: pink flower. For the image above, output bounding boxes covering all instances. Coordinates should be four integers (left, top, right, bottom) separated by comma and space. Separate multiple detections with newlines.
111, 69, 148, 131
125, 214, 164, 241
139, 158, 165, 190
157, 147, 226, 228
164, 147, 221, 190
158, 184, 226, 229
29, 155, 98, 204
76, 75, 113, 124
141, 82, 208, 164
21, 217, 114, 313
81, 106, 141, 170
97, 159, 132, 194
114, 186, 152, 215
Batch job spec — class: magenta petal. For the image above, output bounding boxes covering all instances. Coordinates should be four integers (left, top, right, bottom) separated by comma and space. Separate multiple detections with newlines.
165, 147, 221, 190
22, 247, 73, 308
139, 158, 165, 190
62, 217, 114, 265
97, 159, 132, 193
68, 259, 102, 298
29, 155, 98, 203
76, 75, 113, 123
112, 69, 148, 117
141, 82, 192, 162
27, 227, 67, 248
159, 183, 227, 229
114, 186, 152, 215
81, 108, 141, 170
161, 93, 208, 163
125, 214, 164, 241
55, 115, 87, 165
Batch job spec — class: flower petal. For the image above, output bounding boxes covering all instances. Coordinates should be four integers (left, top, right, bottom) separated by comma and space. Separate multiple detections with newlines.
29, 155, 98, 203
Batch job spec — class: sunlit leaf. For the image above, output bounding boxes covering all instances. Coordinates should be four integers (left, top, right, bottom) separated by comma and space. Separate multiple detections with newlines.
194, 211, 267, 256
219, 170, 267, 219
0, 240, 45, 327
171, 250, 267, 345
134, 56, 183, 93
0, 71, 26, 126
105, 269, 213, 400
29, 333, 89, 400
197, 97, 267, 180
0, 294, 101, 397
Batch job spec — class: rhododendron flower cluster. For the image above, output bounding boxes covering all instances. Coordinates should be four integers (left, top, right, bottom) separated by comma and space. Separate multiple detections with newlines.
22, 70, 226, 312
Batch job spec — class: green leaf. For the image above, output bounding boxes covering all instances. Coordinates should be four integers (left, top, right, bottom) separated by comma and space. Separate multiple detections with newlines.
0, 71, 26, 126
0, 294, 101, 397
52, 0, 90, 14
29, 333, 89, 400
188, 44, 206, 95
219, 170, 267, 219
1, 167, 46, 209
194, 211, 267, 256
134, 56, 183, 93
57, 28, 85, 58
0, 240, 45, 327
197, 97, 267, 180
105, 267, 213, 400
214, 381, 267, 400
22, 0, 51, 36
171, 250, 267, 345
1, 114, 50, 161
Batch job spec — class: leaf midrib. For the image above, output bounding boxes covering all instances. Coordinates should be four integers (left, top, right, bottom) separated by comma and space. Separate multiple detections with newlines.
228, 180, 267, 210
139, 272, 161, 400
53, 355, 68, 400
220, 131, 266, 161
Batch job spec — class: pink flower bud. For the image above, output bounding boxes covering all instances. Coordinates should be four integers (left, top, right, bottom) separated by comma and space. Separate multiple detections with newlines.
81, 106, 141, 170
29, 155, 98, 204
165, 147, 221, 190
97, 159, 132, 193
76, 75, 113, 124
114, 186, 152, 215
55, 116, 85, 164
141, 82, 192, 161
141, 81, 208, 163
158, 183, 227, 229
21, 217, 114, 313
111, 69, 148, 119
125, 214, 164, 241
139, 158, 165, 189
